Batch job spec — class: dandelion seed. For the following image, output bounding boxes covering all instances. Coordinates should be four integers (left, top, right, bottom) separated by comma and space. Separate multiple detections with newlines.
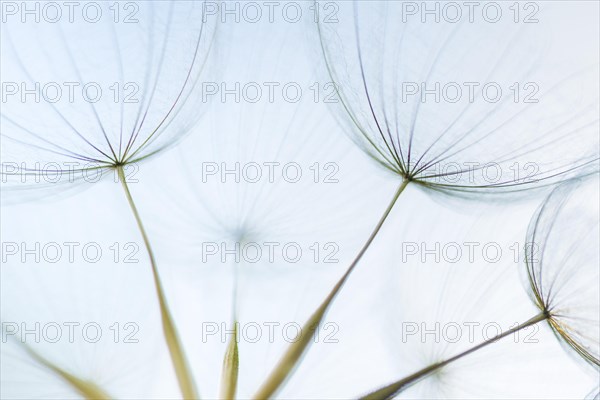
146, 21, 371, 399
1, 1, 217, 201
523, 176, 600, 369
0, 2, 217, 398
315, 1, 599, 197
361, 175, 600, 399
255, 3, 600, 396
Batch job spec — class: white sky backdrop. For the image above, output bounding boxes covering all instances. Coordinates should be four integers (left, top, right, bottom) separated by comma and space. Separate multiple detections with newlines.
1, 1, 599, 399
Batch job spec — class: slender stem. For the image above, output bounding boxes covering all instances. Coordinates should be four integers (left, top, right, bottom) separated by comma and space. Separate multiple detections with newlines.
361, 312, 549, 400
253, 179, 410, 399
340, 179, 411, 283
20, 342, 111, 399
220, 260, 241, 399
117, 166, 199, 400
220, 321, 240, 400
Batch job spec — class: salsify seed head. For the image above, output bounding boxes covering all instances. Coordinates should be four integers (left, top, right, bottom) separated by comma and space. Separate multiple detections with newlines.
0, 1, 217, 202
523, 175, 600, 369
314, 1, 599, 200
